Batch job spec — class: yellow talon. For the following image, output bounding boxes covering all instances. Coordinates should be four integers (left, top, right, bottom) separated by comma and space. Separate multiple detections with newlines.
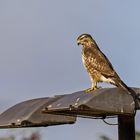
84, 86, 98, 93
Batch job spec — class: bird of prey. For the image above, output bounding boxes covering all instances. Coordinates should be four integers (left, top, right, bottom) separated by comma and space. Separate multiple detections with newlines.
77, 33, 137, 97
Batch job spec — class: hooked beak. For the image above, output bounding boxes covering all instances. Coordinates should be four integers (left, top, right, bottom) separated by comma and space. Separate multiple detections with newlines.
77, 40, 81, 46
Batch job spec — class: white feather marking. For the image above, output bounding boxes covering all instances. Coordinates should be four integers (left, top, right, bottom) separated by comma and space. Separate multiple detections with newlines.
100, 75, 115, 84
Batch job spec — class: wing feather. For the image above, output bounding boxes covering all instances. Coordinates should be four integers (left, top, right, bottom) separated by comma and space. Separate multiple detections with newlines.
82, 45, 120, 79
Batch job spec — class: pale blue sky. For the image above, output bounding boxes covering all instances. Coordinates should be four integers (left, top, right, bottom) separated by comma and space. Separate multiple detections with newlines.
0, 0, 140, 139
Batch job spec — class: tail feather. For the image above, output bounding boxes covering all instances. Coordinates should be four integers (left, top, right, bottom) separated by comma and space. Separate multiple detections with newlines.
117, 80, 136, 97
116, 80, 139, 109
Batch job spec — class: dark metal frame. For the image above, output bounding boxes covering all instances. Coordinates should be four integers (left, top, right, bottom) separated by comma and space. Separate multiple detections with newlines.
0, 88, 139, 140
118, 116, 135, 140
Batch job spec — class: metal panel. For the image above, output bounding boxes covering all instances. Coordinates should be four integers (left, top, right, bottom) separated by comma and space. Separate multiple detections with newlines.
43, 88, 140, 117
0, 96, 76, 128
0, 87, 139, 128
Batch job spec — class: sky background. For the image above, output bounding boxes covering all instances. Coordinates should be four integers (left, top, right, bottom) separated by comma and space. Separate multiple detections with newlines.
0, 0, 140, 140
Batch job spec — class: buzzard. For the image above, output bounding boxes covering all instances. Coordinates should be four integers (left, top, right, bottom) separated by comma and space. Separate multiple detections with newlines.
77, 33, 137, 97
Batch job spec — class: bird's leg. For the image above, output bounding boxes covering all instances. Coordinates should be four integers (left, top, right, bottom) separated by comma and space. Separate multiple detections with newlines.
85, 81, 99, 93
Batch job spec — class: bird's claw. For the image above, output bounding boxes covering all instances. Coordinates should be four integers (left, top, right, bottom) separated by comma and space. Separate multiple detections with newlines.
84, 86, 101, 93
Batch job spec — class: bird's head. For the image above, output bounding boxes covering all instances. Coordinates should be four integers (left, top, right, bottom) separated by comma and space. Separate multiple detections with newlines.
77, 33, 94, 46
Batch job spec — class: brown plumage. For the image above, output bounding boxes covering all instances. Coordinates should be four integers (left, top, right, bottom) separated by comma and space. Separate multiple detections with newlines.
77, 33, 137, 98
